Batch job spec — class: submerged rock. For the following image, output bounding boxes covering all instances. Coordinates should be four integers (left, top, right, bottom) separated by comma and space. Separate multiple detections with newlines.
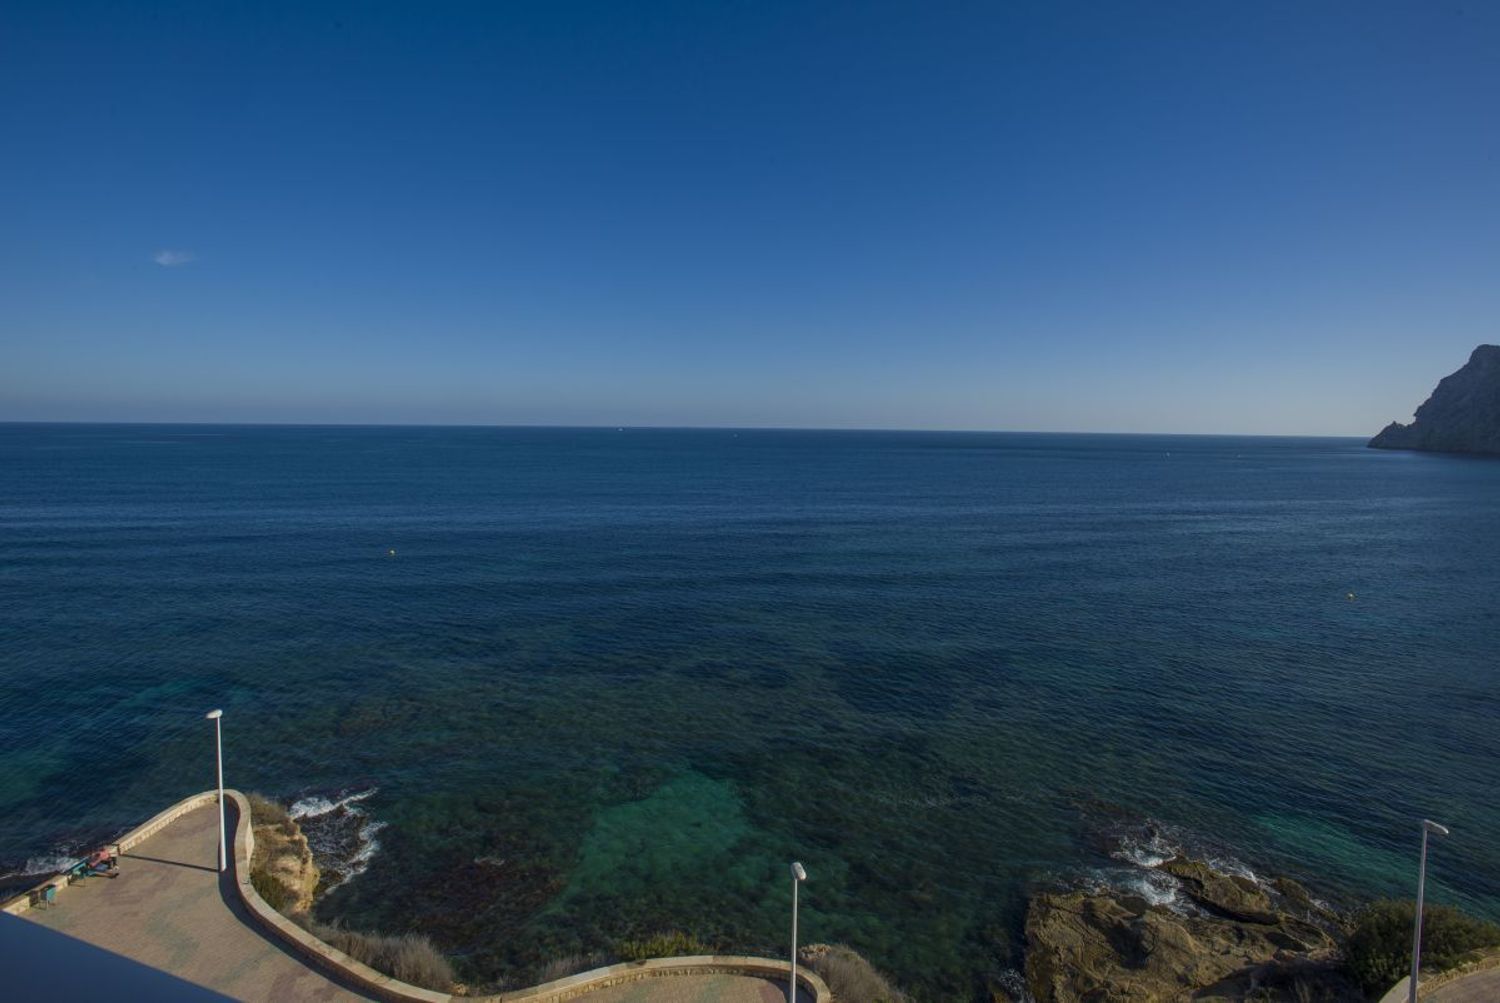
1370, 345, 1500, 455
1024, 856, 1352, 1002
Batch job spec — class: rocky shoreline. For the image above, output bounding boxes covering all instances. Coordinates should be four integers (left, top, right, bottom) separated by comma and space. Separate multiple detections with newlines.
1021, 851, 1361, 1002
250, 786, 1404, 1001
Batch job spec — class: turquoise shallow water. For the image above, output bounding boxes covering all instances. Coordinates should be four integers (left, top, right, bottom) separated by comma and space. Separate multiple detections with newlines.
2, 424, 1498, 998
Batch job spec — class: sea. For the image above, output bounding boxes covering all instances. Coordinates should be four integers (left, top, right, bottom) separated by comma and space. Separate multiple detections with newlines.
1, 424, 1497, 998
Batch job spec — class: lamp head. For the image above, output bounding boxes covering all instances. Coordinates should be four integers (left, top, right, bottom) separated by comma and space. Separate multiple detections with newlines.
791, 861, 807, 882
205, 709, 223, 720
1423, 819, 1450, 837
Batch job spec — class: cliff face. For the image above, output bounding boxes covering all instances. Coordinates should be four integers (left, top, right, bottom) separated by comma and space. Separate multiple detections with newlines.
1370, 345, 1500, 455
251, 818, 321, 914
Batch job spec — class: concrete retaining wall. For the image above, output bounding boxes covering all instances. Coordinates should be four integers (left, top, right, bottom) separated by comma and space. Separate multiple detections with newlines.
495, 955, 830, 1002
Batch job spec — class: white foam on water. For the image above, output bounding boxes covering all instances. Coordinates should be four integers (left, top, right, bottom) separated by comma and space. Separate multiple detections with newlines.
289, 787, 377, 820
994, 968, 1036, 1003
342, 820, 387, 880
1122, 869, 1192, 912
289, 787, 385, 893
1206, 855, 1259, 883
1083, 866, 1194, 915
19, 853, 79, 876
1111, 829, 1180, 869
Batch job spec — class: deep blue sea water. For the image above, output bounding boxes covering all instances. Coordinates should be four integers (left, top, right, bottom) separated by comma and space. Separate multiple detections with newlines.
2, 424, 1497, 998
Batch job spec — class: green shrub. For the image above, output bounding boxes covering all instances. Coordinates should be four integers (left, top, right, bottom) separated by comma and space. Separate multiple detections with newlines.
250, 869, 292, 912
615, 931, 712, 961
805, 944, 908, 1003
1344, 899, 1500, 995
301, 917, 455, 991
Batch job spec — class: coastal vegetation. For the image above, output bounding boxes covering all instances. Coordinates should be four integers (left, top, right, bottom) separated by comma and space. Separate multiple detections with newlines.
615, 930, 713, 961
1343, 899, 1500, 996
295, 916, 455, 991
247, 791, 294, 828
801, 943, 909, 1002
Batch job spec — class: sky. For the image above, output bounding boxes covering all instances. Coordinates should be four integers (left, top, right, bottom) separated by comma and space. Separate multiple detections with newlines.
2, 1, 1497, 434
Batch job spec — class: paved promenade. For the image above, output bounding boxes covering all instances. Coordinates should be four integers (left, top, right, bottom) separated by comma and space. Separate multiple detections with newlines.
1428, 967, 1500, 1002
22, 802, 372, 1001
17, 797, 808, 1002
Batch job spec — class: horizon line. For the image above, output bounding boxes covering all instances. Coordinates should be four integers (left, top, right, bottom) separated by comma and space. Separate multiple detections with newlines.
0, 418, 1370, 440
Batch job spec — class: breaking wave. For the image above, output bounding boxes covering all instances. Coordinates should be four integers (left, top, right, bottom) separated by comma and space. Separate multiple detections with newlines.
19, 852, 82, 876
1083, 866, 1196, 915
289, 786, 386, 893
1111, 828, 1180, 869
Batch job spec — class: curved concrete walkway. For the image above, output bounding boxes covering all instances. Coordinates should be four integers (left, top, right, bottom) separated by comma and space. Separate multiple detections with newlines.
20, 801, 373, 1000
17, 797, 809, 1002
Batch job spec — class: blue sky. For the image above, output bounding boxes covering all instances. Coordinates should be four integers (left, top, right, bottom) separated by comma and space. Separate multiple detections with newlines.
3, 1, 1497, 433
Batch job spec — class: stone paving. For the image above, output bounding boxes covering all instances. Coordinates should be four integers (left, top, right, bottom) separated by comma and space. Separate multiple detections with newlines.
22, 803, 373, 1001
18, 798, 809, 1002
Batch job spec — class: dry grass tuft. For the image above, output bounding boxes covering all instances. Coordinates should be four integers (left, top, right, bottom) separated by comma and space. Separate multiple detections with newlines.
803, 943, 908, 1003
534, 951, 614, 983
244, 791, 291, 827
299, 917, 455, 991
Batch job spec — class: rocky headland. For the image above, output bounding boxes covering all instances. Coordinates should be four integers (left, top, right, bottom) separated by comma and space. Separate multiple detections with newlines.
1024, 853, 1360, 1002
1370, 344, 1500, 455
247, 794, 321, 914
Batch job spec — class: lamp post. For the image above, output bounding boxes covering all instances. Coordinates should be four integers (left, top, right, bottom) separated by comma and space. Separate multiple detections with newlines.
789, 861, 807, 1002
206, 709, 226, 872
1409, 819, 1450, 1003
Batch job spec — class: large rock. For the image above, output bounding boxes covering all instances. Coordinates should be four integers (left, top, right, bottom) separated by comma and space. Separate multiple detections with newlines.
1024, 861, 1342, 1003
1159, 856, 1276, 924
1370, 345, 1500, 455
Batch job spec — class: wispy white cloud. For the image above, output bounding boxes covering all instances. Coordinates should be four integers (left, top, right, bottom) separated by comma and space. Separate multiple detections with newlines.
152, 249, 196, 267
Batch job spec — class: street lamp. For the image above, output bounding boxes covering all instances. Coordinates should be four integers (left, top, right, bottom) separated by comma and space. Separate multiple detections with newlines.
205, 709, 226, 872
789, 861, 807, 1002
1409, 819, 1450, 1003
